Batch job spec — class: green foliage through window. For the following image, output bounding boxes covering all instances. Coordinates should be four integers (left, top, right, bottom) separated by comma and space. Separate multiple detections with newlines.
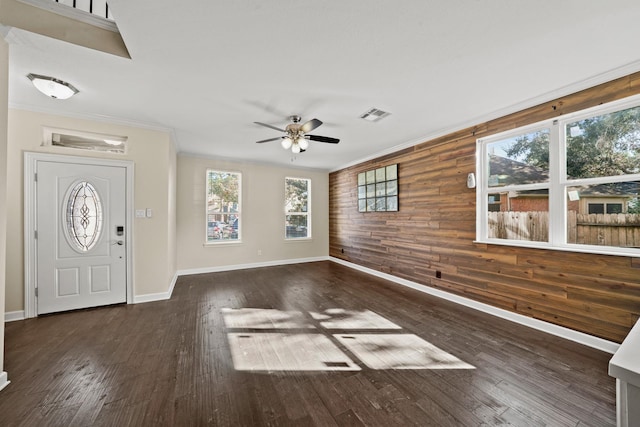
478, 96, 640, 255
285, 177, 310, 239
206, 170, 240, 242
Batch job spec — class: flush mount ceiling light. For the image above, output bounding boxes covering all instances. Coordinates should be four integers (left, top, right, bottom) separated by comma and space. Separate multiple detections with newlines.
360, 108, 391, 122
27, 73, 79, 99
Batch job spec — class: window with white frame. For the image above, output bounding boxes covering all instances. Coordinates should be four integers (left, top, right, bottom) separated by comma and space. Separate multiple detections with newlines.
206, 170, 241, 243
476, 95, 640, 256
285, 177, 311, 239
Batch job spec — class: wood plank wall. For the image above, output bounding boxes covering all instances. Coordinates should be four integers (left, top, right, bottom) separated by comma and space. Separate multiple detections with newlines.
329, 72, 640, 343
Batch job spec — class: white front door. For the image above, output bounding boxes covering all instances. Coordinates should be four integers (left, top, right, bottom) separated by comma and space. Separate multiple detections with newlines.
36, 160, 127, 314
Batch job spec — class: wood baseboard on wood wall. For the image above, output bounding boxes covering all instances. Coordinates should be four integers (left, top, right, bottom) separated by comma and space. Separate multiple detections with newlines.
330, 257, 620, 354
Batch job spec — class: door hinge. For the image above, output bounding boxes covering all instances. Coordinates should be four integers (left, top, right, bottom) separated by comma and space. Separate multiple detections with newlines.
34, 230, 38, 239
35, 287, 38, 297
34, 172, 37, 182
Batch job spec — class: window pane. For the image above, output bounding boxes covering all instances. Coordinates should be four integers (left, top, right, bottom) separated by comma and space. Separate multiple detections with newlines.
386, 180, 397, 196
286, 215, 308, 238
566, 105, 640, 179
386, 164, 398, 180
588, 204, 604, 214
567, 181, 640, 248
366, 170, 375, 184
366, 198, 375, 211
285, 178, 310, 238
487, 190, 549, 242
66, 181, 103, 251
386, 196, 398, 211
487, 129, 550, 187
206, 170, 240, 242
366, 184, 375, 198
285, 178, 309, 213
607, 203, 623, 214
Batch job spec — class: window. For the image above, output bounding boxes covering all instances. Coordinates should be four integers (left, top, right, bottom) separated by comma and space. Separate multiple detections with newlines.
206, 170, 240, 242
357, 164, 399, 212
285, 177, 310, 239
65, 181, 103, 252
44, 127, 127, 154
477, 95, 640, 256
588, 203, 623, 214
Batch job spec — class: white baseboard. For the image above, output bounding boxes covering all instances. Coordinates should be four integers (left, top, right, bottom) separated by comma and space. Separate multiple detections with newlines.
133, 273, 177, 304
5, 311, 25, 322
0, 372, 9, 392
330, 257, 620, 354
177, 256, 330, 277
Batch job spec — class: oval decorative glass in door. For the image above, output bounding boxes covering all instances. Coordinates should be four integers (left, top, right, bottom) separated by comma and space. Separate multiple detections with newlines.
65, 181, 103, 252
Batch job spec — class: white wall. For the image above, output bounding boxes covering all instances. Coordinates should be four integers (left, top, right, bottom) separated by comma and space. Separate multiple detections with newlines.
5, 109, 177, 313
0, 32, 9, 384
177, 154, 329, 271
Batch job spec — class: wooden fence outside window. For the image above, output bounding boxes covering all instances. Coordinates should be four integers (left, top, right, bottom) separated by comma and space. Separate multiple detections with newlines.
488, 211, 640, 247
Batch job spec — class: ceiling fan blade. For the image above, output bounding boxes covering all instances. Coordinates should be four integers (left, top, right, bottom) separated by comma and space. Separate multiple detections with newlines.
307, 134, 340, 144
300, 118, 322, 133
256, 137, 282, 143
254, 121, 286, 132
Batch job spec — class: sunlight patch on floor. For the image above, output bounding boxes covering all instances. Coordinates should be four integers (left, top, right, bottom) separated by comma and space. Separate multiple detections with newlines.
335, 334, 475, 370
227, 333, 361, 372
222, 308, 315, 329
310, 308, 403, 330
223, 308, 475, 372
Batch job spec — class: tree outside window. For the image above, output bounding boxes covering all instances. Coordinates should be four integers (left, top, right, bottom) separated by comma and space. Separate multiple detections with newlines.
285, 177, 310, 239
206, 170, 240, 242
477, 97, 640, 255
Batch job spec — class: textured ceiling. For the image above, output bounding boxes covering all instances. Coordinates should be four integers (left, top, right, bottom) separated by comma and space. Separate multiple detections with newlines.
6, 0, 640, 170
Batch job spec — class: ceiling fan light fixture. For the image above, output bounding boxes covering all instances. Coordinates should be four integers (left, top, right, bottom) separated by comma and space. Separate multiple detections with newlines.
291, 143, 301, 154
281, 137, 293, 149
297, 137, 309, 150
27, 73, 79, 99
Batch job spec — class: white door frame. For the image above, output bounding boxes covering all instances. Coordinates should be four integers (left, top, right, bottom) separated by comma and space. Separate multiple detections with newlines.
24, 152, 135, 318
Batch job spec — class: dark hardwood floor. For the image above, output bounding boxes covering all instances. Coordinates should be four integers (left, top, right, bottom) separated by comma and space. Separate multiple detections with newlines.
0, 261, 616, 426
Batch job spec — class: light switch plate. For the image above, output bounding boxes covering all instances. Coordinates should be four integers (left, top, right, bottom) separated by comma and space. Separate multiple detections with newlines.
135, 209, 146, 218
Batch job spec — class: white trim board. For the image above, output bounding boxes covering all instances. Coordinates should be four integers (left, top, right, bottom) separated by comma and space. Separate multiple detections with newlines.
0, 372, 10, 393
133, 273, 178, 304
329, 257, 620, 354
177, 256, 330, 277
137, 257, 330, 304
5, 311, 25, 322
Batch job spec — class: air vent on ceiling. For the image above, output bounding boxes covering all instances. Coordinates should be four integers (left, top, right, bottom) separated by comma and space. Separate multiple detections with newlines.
360, 108, 391, 122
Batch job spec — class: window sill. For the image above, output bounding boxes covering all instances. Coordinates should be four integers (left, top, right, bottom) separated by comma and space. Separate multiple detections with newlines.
475, 238, 640, 258
203, 240, 243, 247
284, 237, 313, 243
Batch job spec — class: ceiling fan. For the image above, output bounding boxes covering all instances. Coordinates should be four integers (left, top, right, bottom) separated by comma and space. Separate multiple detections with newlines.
255, 115, 340, 153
